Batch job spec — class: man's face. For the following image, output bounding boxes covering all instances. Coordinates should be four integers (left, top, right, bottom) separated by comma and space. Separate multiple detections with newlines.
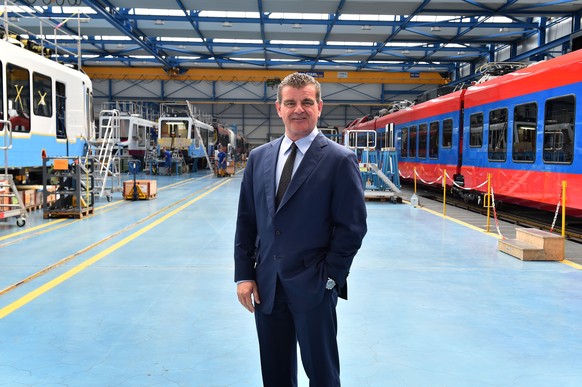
276, 84, 323, 141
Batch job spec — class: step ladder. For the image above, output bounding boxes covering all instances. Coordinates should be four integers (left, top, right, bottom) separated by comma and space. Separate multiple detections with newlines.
86, 109, 122, 200
498, 228, 564, 261
0, 120, 26, 227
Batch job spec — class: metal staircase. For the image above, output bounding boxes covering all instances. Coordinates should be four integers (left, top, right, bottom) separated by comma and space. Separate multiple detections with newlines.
85, 109, 122, 200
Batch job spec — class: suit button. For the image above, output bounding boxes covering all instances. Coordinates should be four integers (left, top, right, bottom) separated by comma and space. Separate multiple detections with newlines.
275, 230, 281, 236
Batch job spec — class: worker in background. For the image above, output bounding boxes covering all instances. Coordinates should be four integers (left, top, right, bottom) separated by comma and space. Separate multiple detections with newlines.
161, 147, 172, 175
217, 144, 227, 176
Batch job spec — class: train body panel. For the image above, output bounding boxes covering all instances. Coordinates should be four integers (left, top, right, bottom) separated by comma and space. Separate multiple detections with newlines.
158, 116, 214, 161
0, 38, 93, 173
345, 47, 582, 217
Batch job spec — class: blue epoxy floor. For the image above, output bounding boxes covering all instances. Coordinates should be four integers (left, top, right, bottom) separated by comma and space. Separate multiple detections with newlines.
1, 170, 582, 386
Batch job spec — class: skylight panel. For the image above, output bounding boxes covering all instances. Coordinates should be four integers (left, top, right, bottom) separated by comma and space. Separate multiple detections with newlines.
339, 14, 396, 21
268, 13, 328, 20
199, 10, 259, 18
214, 39, 263, 44
159, 37, 204, 43
132, 8, 186, 16
327, 41, 375, 47
270, 40, 320, 45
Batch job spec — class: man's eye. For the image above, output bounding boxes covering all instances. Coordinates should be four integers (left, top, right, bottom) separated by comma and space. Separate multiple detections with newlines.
284, 102, 295, 107
303, 100, 314, 106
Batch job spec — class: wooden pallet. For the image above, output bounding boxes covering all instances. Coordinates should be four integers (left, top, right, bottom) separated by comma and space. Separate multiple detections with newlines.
43, 207, 94, 219
364, 190, 400, 202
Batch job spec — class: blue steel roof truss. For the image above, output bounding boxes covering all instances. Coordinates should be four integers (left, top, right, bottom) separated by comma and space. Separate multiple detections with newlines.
5, 0, 582, 81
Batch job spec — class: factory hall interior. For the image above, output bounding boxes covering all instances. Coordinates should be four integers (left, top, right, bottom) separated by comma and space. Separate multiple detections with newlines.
2, 1, 582, 386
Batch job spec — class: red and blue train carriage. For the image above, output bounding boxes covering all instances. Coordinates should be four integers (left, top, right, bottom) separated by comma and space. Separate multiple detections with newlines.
345, 47, 582, 217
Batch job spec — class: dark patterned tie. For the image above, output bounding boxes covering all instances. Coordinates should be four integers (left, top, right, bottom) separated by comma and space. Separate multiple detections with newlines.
276, 142, 297, 208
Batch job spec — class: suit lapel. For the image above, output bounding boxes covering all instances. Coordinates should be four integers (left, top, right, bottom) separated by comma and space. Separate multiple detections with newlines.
265, 138, 282, 216
277, 133, 327, 211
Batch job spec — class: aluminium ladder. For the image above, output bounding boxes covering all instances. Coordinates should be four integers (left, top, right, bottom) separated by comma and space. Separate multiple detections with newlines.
0, 120, 26, 227
86, 109, 122, 200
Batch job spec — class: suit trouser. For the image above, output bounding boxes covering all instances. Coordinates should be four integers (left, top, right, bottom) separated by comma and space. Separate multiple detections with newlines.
255, 280, 340, 387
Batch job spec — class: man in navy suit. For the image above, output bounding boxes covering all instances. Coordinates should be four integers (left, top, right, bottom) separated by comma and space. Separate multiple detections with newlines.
234, 72, 367, 387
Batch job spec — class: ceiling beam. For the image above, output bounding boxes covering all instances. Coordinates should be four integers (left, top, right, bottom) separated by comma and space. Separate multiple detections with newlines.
84, 67, 449, 85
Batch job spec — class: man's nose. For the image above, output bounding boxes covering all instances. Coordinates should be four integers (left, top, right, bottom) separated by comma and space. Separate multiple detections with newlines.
293, 104, 305, 113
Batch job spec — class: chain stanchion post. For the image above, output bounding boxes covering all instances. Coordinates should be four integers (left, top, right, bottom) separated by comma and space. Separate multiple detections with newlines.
486, 173, 492, 232
414, 167, 417, 194
442, 169, 447, 216
410, 167, 419, 207
562, 180, 567, 238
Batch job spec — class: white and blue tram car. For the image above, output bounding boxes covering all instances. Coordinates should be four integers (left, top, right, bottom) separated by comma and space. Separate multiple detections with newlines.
0, 38, 93, 183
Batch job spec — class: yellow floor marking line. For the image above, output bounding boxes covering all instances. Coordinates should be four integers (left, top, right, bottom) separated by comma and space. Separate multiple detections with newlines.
0, 178, 232, 320
0, 174, 211, 244
562, 260, 582, 270
404, 200, 582, 270
1, 179, 226, 294
0, 219, 67, 241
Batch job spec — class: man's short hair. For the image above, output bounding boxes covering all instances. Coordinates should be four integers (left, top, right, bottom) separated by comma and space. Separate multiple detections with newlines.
277, 72, 322, 103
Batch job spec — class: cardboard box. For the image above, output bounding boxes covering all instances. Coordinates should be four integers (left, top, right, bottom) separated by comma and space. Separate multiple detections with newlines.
18, 189, 36, 207
123, 179, 157, 198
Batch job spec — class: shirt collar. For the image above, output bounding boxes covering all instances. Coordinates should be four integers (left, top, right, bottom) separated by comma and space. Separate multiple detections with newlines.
282, 127, 319, 155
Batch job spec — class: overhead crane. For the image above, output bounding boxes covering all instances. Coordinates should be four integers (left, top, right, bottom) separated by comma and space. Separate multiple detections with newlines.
83, 67, 449, 85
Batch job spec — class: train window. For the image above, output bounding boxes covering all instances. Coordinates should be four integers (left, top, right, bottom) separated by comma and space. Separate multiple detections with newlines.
409, 126, 417, 158
429, 121, 439, 158
543, 95, 575, 164
86, 88, 93, 140
32, 72, 52, 117
513, 103, 537, 163
161, 120, 188, 138
56, 82, 66, 139
488, 108, 508, 162
442, 118, 452, 148
469, 113, 483, 147
400, 127, 408, 158
119, 120, 130, 140
7, 63, 30, 133
137, 125, 147, 147
418, 123, 427, 159
194, 128, 201, 148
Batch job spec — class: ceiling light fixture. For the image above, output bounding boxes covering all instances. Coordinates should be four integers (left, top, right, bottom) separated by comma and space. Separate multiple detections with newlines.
222, 21, 233, 27
402, 50, 410, 55
431, 26, 441, 32
345, 48, 354, 53
361, 25, 371, 31
292, 23, 302, 29
154, 19, 165, 25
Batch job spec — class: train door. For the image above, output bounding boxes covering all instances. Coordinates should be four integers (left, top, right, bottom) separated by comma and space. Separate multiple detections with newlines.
56, 82, 66, 139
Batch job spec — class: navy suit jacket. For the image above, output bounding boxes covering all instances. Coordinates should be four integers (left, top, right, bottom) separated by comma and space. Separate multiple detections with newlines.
234, 132, 367, 314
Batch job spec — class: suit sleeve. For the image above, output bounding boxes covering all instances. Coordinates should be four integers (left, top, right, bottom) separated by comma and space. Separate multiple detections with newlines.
234, 152, 258, 282
326, 150, 367, 291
